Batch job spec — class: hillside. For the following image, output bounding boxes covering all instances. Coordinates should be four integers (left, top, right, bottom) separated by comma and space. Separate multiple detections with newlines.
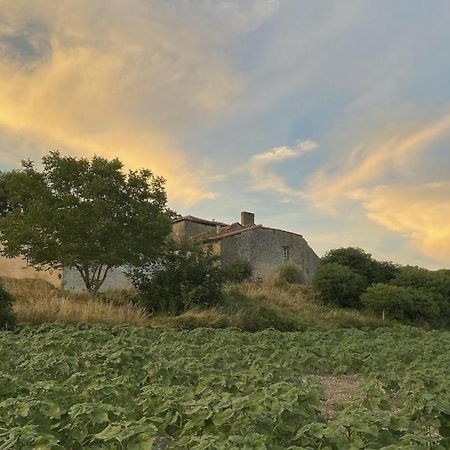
4, 278, 393, 331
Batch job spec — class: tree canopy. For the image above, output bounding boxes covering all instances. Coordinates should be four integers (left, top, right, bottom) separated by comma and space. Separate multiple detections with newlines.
0, 151, 172, 293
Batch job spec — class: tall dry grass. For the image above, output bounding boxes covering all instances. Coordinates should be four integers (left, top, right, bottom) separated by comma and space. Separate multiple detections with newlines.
4, 278, 151, 327
238, 282, 393, 328
3, 278, 391, 330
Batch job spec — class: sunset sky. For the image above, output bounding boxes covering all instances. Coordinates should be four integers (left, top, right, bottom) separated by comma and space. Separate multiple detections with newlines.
1, 0, 450, 268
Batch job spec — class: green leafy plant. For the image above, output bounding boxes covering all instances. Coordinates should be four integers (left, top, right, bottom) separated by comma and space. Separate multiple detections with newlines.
276, 261, 304, 284
361, 283, 442, 325
131, 240, 224, 314
321, 247, 399, 284
1, 323, 449, 448
313, 262, 367, 308
223, 259, 252, 283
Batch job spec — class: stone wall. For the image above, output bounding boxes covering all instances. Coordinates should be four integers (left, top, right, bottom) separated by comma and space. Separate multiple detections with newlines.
172, 220, 225, 240
0, 255, 62, 287
61, 266, 133, 292
219, 227, 319, 282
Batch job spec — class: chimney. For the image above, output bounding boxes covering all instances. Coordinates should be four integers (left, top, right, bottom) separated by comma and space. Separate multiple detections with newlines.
241, 211, 255, 227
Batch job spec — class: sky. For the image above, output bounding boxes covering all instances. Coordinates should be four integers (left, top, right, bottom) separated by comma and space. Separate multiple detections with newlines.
1, 0, 450, 268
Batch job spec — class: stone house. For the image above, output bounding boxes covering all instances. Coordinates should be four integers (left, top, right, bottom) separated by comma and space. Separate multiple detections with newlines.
0, 211, 319, 290
173, 212, 319, 282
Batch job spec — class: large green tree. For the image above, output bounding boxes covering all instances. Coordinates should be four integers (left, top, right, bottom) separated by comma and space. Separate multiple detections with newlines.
0, 151, 172, 294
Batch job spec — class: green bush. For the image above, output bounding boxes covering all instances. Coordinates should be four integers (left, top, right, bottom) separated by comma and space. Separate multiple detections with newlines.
0, 280, 16, 330
223, 259, 252, 283
392, 265, 450, 296
361, 283, 442, 325
131, 241, 224, 315
313, 262, 367, 308
321, 247, 399, 284
277, 262, 304, 284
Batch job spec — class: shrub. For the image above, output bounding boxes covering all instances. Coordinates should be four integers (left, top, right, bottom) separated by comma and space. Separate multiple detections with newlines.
392, 266, 450, 297
223, 259, 252, 283
361, 283, 442, 325
0, 280, 16, 330
131, 241, 224, 315
277, 262, 304, 284
321, 247, 399, 284
313, 263, 367, 308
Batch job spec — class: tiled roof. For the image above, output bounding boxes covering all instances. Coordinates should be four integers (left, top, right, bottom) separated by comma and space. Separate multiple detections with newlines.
172, 215, 229, 227
201, 224, 262, 242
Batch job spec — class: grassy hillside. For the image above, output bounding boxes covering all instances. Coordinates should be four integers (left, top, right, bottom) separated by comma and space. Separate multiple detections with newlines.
4, 278, 393, 331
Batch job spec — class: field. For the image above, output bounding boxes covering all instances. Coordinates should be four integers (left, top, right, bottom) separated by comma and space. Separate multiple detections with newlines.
1, 324, 449, 449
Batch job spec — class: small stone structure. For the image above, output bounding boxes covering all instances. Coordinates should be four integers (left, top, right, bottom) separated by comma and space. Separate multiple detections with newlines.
0, 212, 319, 290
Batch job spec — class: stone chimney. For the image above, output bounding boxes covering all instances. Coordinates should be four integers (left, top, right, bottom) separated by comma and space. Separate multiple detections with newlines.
241, 211, 255, 227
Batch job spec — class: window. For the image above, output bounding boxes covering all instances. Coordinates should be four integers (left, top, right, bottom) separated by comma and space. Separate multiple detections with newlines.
282, 246, 290, 260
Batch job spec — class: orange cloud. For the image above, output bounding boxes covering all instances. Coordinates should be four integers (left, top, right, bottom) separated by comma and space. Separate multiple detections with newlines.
305, 114, 450, 263
360, 183, 450, 261
307, 113, 450, 212
0, 0, 243, 205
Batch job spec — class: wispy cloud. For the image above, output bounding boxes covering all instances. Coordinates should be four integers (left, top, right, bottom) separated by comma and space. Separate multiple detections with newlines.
307, 113, 450, 212
360, 182, 450, 262
0, 0, 278, 205
304, 113, 450, 262
249, 140, 318, 198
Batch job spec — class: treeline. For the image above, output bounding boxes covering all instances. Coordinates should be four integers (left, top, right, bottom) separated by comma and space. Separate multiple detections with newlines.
313, 247, 450, 328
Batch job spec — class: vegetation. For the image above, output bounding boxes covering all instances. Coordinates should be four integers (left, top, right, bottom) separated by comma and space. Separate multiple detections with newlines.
313, 262, 367, 308
276, 261, 304, 284
0, 152, 172, 293
130, 241, 224, 315
362, 283, 441, 325
0, 280, 15, 330
6, 278, 390, 331
1, 323, 449, 448
4, 278, 149, 328
222, 259, 252, 283
314, 247, 450, 328
321, 247, 399, 284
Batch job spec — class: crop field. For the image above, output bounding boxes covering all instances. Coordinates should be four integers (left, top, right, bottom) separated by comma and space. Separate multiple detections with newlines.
1, 324, 449, 449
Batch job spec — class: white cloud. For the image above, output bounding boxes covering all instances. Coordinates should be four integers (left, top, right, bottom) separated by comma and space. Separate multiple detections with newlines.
249, 140, 318, 197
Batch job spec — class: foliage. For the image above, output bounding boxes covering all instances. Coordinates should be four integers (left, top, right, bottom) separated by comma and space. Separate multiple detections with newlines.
0, 151, 172, 293
389, 267, 450, 326
0, 280, 15, 330
222, 259, 252, 283
361, 283, 442, 325
313, 262, 367, 308
322, 247, 399, 284
276, 261, 304, 284
0, 324, 449, 448
131, 240, 224, 315
392, 266, 450, 296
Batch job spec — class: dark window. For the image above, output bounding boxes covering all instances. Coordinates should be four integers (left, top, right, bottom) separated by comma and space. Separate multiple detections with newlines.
282, 246, 290, 260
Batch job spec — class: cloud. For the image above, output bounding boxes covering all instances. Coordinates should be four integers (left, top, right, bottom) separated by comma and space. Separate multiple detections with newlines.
307, 113, 450, 212
249, 140, 317, 197
0, 0, 277, 205
302, 112, 450, 264
359, 183, 450, 262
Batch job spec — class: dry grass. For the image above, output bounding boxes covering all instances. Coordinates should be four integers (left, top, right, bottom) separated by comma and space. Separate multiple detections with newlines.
3, 277, 391, 330
238, 282, 391, 328
4, 278, 151, 327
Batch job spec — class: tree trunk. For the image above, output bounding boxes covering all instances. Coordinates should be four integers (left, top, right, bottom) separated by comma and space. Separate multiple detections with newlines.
75, 265, 111, 294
